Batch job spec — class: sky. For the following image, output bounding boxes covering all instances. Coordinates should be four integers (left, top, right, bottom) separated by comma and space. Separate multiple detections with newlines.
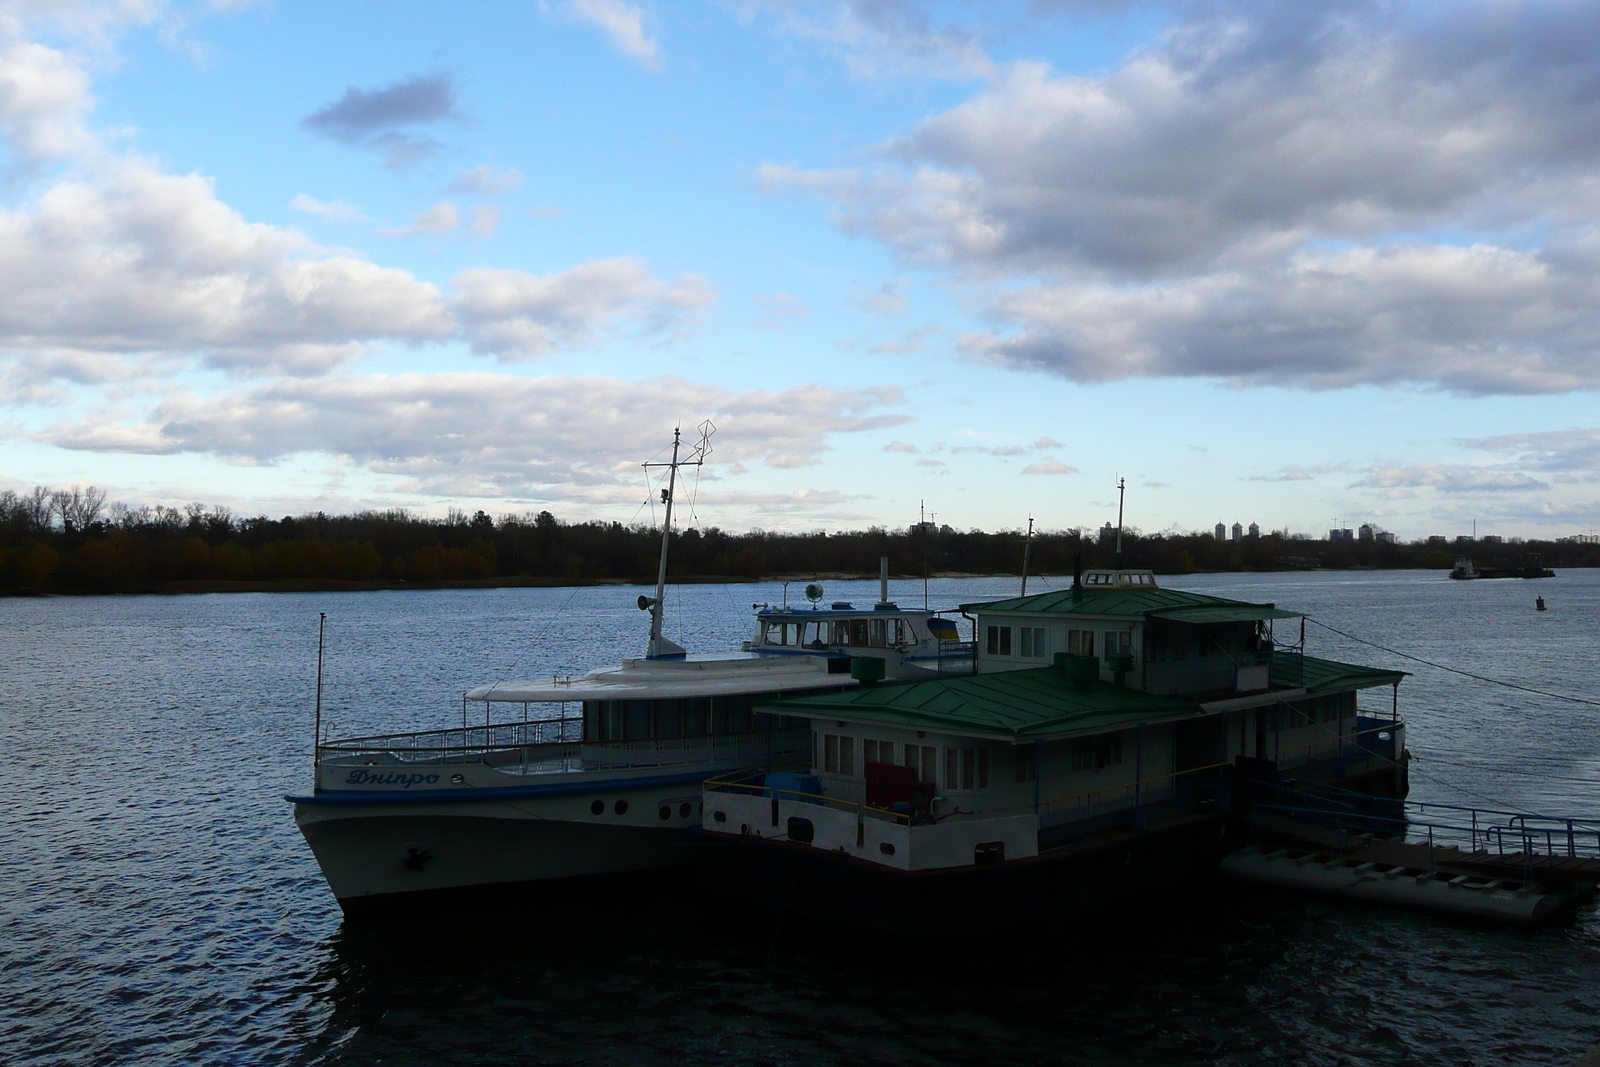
3, 0, 1600, 541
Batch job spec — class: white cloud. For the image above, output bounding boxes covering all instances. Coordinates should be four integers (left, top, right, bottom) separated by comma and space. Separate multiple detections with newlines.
1021, 459, 1078, 475
289, 194, 364, 221
469, 204, 498, 238
1354, 464, 1550, 493
763, 3, 1600, 396
884, 439, 919, 453
1459, 428, 1600, 474
445, 165, 525, 195
379, 201, 460, 236
965, 241, 1600, 395
0, 40, 94, 163
570, 0, 662, 72
754, 291, 809, 329
41, 373, 910, 499
453, 257, 714, 360
0, 160, 454, 376
728, 0, 992, 81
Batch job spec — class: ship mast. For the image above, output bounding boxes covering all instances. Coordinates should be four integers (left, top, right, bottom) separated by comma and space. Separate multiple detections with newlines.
640, 421, 714, 658
1114, 476, 1126, 568
1019, 515, 1034, 596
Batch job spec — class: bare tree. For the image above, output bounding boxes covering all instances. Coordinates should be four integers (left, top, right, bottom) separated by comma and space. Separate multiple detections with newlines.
52, 486, 107, 532
24, 486, 53, 531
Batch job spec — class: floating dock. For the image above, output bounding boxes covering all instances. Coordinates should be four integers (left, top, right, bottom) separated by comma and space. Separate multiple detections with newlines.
1224, 811, 1600, 924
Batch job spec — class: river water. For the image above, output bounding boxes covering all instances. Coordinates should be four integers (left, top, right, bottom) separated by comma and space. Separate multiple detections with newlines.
3, 570, 1598, 1066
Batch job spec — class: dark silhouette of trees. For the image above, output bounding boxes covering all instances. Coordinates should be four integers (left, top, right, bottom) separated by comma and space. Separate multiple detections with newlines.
1, 485, 1594, 594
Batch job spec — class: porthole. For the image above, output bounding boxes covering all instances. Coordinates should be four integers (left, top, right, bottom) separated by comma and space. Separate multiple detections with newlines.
879, 842, 895, 856
659, 806, 671, 821
679, 803, 692, 818
450, 774, 465, 785
713, 811, 727, 823
590, 800, 605, 816
614, 799, 629, 815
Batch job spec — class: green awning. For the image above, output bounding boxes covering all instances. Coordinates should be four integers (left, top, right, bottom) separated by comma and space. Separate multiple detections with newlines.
1150, 605, 1303, 624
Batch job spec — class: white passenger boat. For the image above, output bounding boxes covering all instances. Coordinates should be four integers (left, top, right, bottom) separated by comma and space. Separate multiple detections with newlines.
287, 425, 974, 911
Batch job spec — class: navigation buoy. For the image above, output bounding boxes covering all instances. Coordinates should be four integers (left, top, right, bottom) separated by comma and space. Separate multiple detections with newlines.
1536, 596, 1547, 611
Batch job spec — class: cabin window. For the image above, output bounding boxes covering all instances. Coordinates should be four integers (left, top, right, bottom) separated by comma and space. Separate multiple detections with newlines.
1103, 631, 1132, 659
1014, 747, 1036, 783
1019, 627, 1047, 658
823, 734, 855, 775
945, 747, 990, 789
1070, 735, 1124, 772
863, 738, 895, 765
905, 744, 937, 784
986, 625, 1012, 655
1067, 630, 1095, 657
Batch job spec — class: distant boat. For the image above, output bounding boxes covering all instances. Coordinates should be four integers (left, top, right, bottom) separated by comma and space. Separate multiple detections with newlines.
1450, 553, 1554, 580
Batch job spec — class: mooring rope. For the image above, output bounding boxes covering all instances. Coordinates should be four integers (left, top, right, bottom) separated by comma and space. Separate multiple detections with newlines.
1305, 616, 1600, 708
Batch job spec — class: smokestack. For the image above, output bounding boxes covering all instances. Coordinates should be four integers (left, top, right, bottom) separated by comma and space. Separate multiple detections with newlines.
878, 556, 889, 605
1071, 553, 1083, 602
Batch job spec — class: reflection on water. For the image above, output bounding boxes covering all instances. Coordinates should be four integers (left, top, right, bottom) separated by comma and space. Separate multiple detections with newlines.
3, 570, 1600, 1066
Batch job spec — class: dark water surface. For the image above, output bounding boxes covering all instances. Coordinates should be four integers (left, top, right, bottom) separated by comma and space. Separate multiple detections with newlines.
4, 570, 1599, 1066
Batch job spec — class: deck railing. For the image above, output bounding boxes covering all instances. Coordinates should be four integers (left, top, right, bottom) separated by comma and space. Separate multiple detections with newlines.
318, 726, 811, 776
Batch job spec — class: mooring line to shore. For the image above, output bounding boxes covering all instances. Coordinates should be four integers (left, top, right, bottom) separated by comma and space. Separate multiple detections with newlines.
1306, 616, 1600, 708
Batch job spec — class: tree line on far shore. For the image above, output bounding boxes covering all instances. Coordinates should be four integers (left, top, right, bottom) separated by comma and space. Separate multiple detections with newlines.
2, 485, 1595, 595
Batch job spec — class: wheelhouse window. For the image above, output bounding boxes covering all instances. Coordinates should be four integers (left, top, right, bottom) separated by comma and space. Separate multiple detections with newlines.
823, 733, 855, 775
867, 618, 907, 647
905, 744, 937, 784
1070, 735, 1123, 772
1019, 627, 1047, 658
945, 747, 990, 790
986, 625, 1012, 655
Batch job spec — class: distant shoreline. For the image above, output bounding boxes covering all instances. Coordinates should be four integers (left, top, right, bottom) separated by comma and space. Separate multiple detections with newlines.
8, 564, 1590, 597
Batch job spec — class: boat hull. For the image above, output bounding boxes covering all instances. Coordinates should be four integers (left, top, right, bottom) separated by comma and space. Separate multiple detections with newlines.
294, 786, 709, 909
700, 811, 1239, 934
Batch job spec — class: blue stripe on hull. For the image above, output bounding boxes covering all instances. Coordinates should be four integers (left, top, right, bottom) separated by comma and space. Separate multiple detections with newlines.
287, 767, 727, 806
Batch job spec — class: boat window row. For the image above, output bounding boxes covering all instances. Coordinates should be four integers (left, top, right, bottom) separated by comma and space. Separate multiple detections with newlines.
983, 625, 1136, 660
762, 617, 914, 648
1082, 572, 1156, 586
816, 732, 993, 791
1281, 692, 1355, 727
584, 696, 809, 740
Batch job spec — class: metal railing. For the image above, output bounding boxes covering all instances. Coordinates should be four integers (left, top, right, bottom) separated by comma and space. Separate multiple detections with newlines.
319, 726, 811, 777
708, 759, 1234, 829
1254, 785, 1600, 867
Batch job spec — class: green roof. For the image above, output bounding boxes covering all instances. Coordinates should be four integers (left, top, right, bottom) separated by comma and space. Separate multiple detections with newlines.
960, 586, 1272, 619
1274, 652, 1406, 694
1150, 604, 1303, 624
759, 668, 1204, 741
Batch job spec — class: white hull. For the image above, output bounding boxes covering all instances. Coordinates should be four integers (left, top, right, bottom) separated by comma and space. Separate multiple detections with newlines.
294, 778, 711, 905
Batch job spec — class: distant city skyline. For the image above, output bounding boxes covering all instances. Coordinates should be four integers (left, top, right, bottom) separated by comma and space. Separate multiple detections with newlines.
3, 2, 1599, 540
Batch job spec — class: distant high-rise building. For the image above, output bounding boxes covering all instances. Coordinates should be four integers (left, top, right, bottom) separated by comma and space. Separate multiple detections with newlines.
1214, 523, 1226, 540
1358, 523, 1375, 541
1231, 522, 1243, 542
1247, 522, 1260, 537
1427, 535, 1447, 546
1329, 528, 1354, 541
1100, 522, 1115, 541
1376, 531, 1397, 544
